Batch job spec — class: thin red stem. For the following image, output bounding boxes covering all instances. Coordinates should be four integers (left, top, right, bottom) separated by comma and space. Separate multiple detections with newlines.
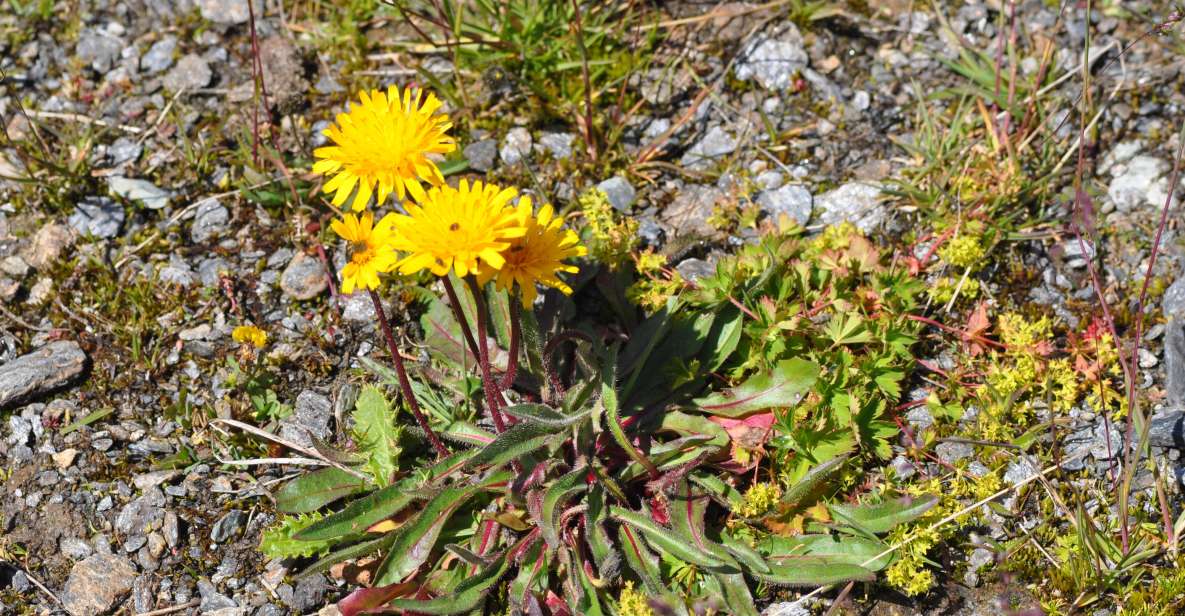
501, 299, 522, 389
368, 289, 449, 457
442, 276, 482, 365
464, 277, 509, 434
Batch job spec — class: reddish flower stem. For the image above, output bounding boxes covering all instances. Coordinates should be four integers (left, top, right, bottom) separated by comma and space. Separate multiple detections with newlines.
441, 276, 482, 366
464, 277, 509, 434
368, 289, 449, 458
500, 299, 522, 390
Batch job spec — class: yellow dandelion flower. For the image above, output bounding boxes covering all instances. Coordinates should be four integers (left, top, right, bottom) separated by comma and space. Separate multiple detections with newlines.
477, 196, 585, 307
232, 325, 267, 349
312, 86, 455, 211
390, 180, 525, 278
331, 211, 399, 294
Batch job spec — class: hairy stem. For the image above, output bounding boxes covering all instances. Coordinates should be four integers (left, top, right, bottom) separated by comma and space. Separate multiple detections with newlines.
501, 298, 522, 390
464, 277, 508, 433
368, 289, 449, 458
442, 276, 482, 365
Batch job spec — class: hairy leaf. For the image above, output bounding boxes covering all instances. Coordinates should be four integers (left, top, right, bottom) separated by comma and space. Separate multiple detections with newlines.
828, 494, 939, 535
754, 555, 876, 587
352, 386, 403, 486
260, 513, 337, 559
503, 403, 589, 428
761, 534, 892, 571
618, 524, 663, 594
295, 481, 426, 542
276, 466, 367, 514
298, 532, 398, 579
540, 468, 587, 548
382, 557, 509, 614
466, 420, 562, 469
610, 507, 730, 569
781, 453, 848, 509
693, 358, 820, 417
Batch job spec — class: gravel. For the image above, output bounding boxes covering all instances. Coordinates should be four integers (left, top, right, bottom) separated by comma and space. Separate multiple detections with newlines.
108, 176, 171, 210
463, 139, 498, 172
163, 54, 213, 93
813, 181, 886, 232
500, 127, 533, 166
733, 23, 809, 91
756, 183, 812, 226
191, 198, 230, 243
140, 36, 178, 74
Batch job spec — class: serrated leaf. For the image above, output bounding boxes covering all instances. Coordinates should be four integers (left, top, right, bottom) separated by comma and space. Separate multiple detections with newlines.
295, 481, 426, 542
754, 555, 876, 586
694, 358, 820, 417
276, 466, 367, 514
828, 494, 939, 535
610, 507, 730, 569
352, 386, 403, 487
465, 420, 562, 469
260, 513, 337, 559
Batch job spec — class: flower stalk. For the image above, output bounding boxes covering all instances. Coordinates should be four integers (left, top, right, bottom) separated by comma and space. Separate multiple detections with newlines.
368, 289, 449, 458
465, 276, 509, 434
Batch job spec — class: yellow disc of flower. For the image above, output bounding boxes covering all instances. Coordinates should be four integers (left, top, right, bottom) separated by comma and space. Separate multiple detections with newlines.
476, 196, 586, 307
390, 180, 526, 278
331, 211, 399, 294
312, 86, 455, 211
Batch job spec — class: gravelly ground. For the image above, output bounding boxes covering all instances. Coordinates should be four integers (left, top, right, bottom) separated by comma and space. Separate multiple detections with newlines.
2, 0, 1185, 614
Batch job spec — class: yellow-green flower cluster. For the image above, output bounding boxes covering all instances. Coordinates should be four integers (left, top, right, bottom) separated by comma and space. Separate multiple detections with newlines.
938, 233, 986, 269
616, 581, 655, 616
311, 87, 586, 305
579, 187, 638, 269
926, 276, 980, 304
734, 482, 782, 518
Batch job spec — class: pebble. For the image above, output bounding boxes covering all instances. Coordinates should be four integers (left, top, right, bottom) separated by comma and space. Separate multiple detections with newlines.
734, 23, 809, 91
191, 198, 230, 243
537, 132, 574, 160
278, 390, 333, 447
163, 53, 213, 93
198, 578, 239, 610
140, 36, 177, 74
68, 197, 125, 239
813, 181, 886, 232
60, 553, 138, 616
159, 254, 197, 286
1149, 409, 1185, 449
210, 510, 247, 543
680, 126, 737, 169
197, 0, 261, 25
108, 176, 171, 210
75, 28, 124, 73
661, 184, 724, 236
115, 487, 166, 535
757, 184, 812, 226
259, 37, 310, 111
463, 139, 498, 172
0, 340, 88, 409
500, 127, 533, 166
279, 251, 329, 300
596, 176, 636, 212
23, 222, 76, 270
61, 536, 94, 560
675, 258, 716, 282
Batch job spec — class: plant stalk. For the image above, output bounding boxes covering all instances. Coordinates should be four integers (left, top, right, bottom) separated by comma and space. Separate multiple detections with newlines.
442, 276, 482, 365
368, 289, 449, 457
464, 277, 509, 433
501, 298, 522, 389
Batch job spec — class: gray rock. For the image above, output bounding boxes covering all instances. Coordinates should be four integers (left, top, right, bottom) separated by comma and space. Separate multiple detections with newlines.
23, 222, 76, 270
1164, 277, 1185, 320
26, 276, 53, 305
191, 199, 230, 243
198, 257, 232, 287
675, 258, 716, 282
904, 406, 934, 430
889, 455, 916, 479
1150, 409, 1185, 449
538, 132, 574, 160
757, 184, 812, 225
463, 139, 498, 172
734, 23, 808, 91
278, 390, 333, 447
661, 184, 724, 236
197, 578, 238, 610
680, 126, 737, 169
197, 0, 262, 25
140, 36, 177, 74
76, 29, 123, 73
500, 127, 532, 166
1004, 457, 1038, 486
259, 37, 309, 112
115, 487, 166, 535
281, 574, 329, 613
1167, 322, 1185, 406
159, 254, 196, 286
935, 441, 973, 464
762, 600, 811, 616
108, 176, 171, 210
341, 291, 387, 324
1108, 155, 1170, 212
638, 217, 664, 246
69, 197, 125, 239
0, 341, 87, 409
61, 537, 94, 560
163, 54, 212, 93
279, 252, 328, 300
814, 182, 885, 232
596, 176, 636, 212
60, 554, 137, 616
108, 138, 143, 167
1, 256, 29, 278
210, 510, 247, 543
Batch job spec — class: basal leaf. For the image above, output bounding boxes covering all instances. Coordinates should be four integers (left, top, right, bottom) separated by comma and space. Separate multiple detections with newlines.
540, 468, 587, 548
693, 358, 820, 418
781, 453, 848, 509
382, 557, 509, 615
352, 386, 403, 487
610, 506, 730, 569
276, 466, 367, 514
760, 534, 892, 570
828, 494, 939, 535
465, 420, 563, 469
295, 481, 426, 541
754, 555, 876, 587
503, 403, 590, 428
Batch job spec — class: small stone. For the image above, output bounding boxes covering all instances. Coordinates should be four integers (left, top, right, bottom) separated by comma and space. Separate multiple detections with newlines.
680, 126, 737, 169
146, 532, 167, 559
1163, 277, 1185, 321
1004, 457, 1038, 486
1108, 155, 1170, 212
140, 36, 177, 74
23, 222, 76, 270
814, 182, 885, 232
68, 197, 125, 239
500, 127, 533, 166
0, 256, 28, 278
341, 291, 387, 324
279, 390, 333, 448
734, 23, 809, 91
596, 176, 636, 213
26, 276, 53, 305
1150, 409, 1185, 449
661, 184, 724, 236
197, 578, 238, 610
76, 29, 123, 73
108, 176, 171, 210
259, 37, 310, 112
60, 554, 137, 616
889, 455, 916, 479
197, 0, 262, 25
210, 510, 247, 543
53, 448, 79, 468
1138, 348, 1158, 368
190, 199, 230, 243
61, 537, 94, 560
935, 441, 973, 464
282, 574, 329, 613
123, 535, 147, 553
158, 254, 196, 286
133, 470, 179, 491
162, 54, 213, 93
674, 258, 716, 282
538, 132, 574, 160
115, 487, 166, 535
904, 406, 934, 430
280, 251, 328, 300
463, 139, 498, 172
757, 184, 812, 226
762, 600, 811, 616
162, 511, 182, 547
0, 340, 88, 409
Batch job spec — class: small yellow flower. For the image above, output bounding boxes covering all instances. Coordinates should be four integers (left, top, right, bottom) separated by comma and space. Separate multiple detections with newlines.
312, 86, 455, 211
390, 180, 525, 278
331, 212, 399, 294
477, 196, 585, 306
232, 325, 267, 349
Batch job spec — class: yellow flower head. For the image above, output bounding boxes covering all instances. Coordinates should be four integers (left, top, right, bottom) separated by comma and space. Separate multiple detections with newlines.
477, 196, 586, 307
312, 86, 455, 211
331, 211, 399, 294
390, 180, 525, 278
232, 325, 267, 349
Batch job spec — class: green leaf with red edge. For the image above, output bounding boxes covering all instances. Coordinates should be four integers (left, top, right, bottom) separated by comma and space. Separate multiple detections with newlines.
380, 557, 510, 615
337, 580, 416, 616
828, 494, 939, 535
276, 466, 367, 514
693, 358, 820, 418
